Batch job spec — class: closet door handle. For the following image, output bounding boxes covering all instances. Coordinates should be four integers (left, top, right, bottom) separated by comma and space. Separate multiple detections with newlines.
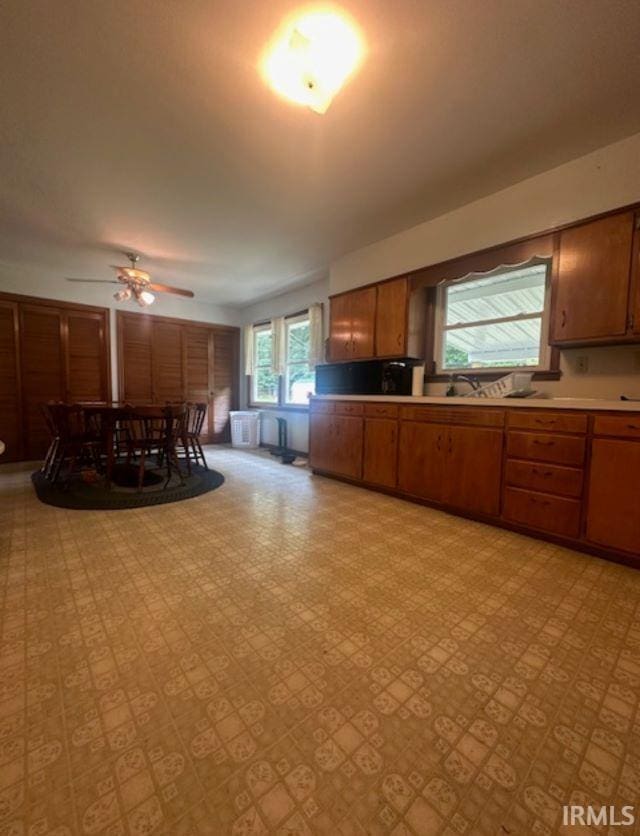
561, 310, 567, 328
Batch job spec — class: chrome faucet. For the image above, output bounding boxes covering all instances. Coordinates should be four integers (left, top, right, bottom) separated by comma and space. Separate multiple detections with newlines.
453, 374, 481, 391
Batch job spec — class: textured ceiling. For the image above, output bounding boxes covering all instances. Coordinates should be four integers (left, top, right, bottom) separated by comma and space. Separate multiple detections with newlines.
1, 0, 640, 306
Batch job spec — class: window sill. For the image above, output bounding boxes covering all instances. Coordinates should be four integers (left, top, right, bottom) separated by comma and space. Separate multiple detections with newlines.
249, 403, 310, 413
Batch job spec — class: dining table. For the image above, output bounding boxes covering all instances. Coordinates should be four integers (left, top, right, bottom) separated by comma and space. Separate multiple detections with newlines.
79, 403, 182, 488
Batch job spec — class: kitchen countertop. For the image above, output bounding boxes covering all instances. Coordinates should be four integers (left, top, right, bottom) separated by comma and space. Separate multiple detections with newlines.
312, 394, 640, 412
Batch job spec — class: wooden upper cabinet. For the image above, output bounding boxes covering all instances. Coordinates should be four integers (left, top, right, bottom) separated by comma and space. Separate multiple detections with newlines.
0, 302, 21, 461
350, 287, 376, 359
375, 277, 408, 357
632, 212, 640, 336
328, 293, 352, 361
586, 437, 640, 558
551, 211, 635, 344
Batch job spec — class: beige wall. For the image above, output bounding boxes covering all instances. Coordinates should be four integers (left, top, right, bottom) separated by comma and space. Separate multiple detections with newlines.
330, 131, 640, 400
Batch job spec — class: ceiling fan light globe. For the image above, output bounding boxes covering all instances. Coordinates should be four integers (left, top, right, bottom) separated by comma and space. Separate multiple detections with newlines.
113, 288, 132, 302
138, 290, 155, 307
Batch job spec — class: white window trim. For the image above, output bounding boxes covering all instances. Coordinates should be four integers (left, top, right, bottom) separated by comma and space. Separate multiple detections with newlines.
434, 260, 553, 375
251, 322, 278, 405
284, 313, 313, 406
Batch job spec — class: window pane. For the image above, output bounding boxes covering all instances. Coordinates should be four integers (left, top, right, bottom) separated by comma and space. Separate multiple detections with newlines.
445, 263, 547, 326
255, 329, 273, 365
443, 317, 543, 369
286, 363, 315, 404
287, 320, 310, 362
254, 367, 278, 402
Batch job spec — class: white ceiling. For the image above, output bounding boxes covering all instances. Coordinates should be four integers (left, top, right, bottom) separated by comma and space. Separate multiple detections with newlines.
1, 0, 640, 307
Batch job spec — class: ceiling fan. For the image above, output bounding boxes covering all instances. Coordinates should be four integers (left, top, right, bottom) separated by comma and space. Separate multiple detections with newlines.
66, 253, 194, 307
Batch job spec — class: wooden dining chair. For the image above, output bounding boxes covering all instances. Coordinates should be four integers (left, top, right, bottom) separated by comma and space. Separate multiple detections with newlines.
123, 405, 186, 491
175, 402, 209, 472
43, 403, 102, 484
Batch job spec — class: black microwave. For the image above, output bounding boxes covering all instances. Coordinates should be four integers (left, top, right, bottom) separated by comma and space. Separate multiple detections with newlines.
315, 359, 418, 396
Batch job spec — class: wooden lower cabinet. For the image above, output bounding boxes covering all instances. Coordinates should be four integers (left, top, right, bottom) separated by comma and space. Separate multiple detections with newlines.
446, 426, 503, 517
363, 418, 397, 488
310, 400, 640, 568
586, 438, 640, 555
309, 412, 363, 480
398, 421, 445, 502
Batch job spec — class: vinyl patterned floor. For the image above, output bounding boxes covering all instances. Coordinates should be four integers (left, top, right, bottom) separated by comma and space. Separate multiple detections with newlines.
1, 448, 639, 835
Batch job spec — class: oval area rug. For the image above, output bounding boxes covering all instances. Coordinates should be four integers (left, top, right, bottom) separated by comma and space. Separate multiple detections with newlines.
32, 464, 225, 510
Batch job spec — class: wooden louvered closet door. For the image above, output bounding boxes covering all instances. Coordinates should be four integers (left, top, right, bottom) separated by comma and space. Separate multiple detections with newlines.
152, 321, 183, 404
20, 305, 65, 459
120, 313, 153, 403
184, 326, 214, 441
0, 301, 21, 461
66, 311, 109, 403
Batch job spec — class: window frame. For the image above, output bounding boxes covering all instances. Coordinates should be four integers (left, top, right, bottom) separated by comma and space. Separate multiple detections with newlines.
251, 322, 278, 406
433, 260, 553, 376
248, 311, 315, 410
284, 313, 315, 406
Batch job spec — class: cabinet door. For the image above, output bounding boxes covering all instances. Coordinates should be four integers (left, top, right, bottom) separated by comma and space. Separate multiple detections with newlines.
328, 294, 352, 361
0, 301, 21, 461
152, 321, 184, 403
398, 421, 445, 502
586, 439, 640, 556
363, 418, 398, 488
309, 412, 335, 472
551, 211, 634, 342
66, 311, 108, 403
20, 305, 65, 459
331, 415, 363, 479
446, 426, 503, 517
375, 277, 408, 357
350, 287, 377, 359
212, 329, 238, 443
120, 314, 153, 403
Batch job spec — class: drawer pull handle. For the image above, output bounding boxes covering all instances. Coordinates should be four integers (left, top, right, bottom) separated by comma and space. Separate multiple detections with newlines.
627, 424, 640, 430
533, 440, 555, 446
530, 497, 551, 507
532, 468, 553, 477
535, 418, 557, 425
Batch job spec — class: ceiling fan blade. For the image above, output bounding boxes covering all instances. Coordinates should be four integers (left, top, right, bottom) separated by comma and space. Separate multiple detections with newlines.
148, 283, 194, 298
66, 278, 119, 284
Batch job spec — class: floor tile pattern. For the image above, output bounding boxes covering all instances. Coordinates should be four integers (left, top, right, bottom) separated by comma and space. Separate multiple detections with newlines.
1, 449, 639, 835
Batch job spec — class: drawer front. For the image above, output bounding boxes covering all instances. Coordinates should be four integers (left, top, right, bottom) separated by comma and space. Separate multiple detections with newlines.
400, 406, 505, 428
364, 403, 399, 418
508, 410, 587, 434
593, 414, 640, 438
310, 400, 335, 414
505, 459, 584, 498
506, 431, 586, 466
503, 487, 581, 539
334, 402, 364, 416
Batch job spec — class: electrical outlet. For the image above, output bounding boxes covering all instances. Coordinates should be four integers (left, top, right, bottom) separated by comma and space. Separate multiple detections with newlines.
576, 355, 589, 374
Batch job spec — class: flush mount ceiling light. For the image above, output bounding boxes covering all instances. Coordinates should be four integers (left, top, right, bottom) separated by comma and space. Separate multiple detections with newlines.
261, 7, 364, 114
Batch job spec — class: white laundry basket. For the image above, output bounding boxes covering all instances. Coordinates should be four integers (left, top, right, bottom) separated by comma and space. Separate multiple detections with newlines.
229, 411, 261, 448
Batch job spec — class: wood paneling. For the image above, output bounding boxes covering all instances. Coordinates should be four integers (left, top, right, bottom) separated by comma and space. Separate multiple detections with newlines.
0, 302, 21, 461
586, 439, 640, 555
375, 277, 408, 357
363, 418, 397, 488
551, 211, 634, 343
